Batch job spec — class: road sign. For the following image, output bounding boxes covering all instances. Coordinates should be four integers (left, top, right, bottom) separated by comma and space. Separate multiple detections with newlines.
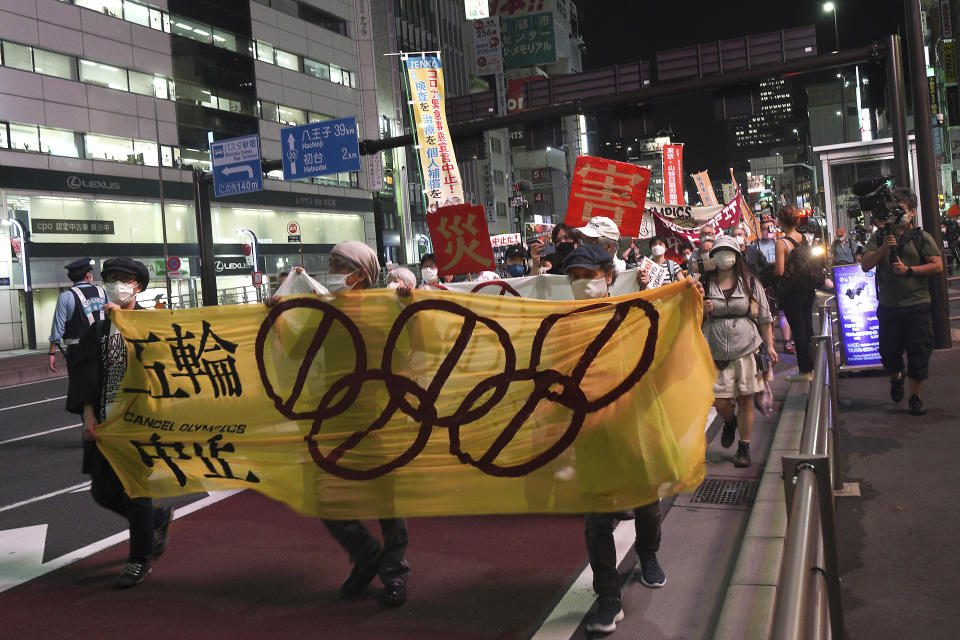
252, 271, 263, 286
166, 255, 182, 278
281, 116, 362, 180
0, 277, 9, 286
210, 134, 263, 197
286, 221, 301, 242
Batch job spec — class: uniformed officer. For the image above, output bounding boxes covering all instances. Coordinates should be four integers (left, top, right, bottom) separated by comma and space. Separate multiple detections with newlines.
48, 258, 107, 373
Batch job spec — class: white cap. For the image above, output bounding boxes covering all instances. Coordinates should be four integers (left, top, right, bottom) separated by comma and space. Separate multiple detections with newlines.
577, 216, 620, 241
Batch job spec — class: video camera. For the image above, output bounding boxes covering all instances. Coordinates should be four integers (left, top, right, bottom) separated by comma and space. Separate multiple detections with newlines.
849, 177, 908, 228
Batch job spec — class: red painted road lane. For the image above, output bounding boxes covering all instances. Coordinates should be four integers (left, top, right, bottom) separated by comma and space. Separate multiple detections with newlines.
1, 491, 587, 639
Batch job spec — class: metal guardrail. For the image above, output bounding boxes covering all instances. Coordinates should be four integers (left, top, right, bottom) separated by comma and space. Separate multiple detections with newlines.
771, 298, 845, 640
948, 275, 960, 323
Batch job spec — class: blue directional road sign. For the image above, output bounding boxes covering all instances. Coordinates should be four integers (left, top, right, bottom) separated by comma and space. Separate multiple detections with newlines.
281, 116, 362, 181
210, 134, 263, 197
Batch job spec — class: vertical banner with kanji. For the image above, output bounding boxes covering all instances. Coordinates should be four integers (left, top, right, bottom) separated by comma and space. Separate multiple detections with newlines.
405, 54, 464, 210
564, 156, 652, 238
729, 169, 761, 242
662, 144, 685, 206
691, 171, 718, 206
426, 203, 496, 276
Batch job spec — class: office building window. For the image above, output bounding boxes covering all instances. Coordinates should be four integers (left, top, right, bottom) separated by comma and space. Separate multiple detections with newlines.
9, 123, 39, 151
76, 0, 123, 19
171, 17, 212, 44
309, 111, 334, 123
129, 70, 166, 98
256, 41, 274, 64
32, 49, 76, 80
39, 126, 80, 157
85, 133, 134, 162
212, 29, 236, 51
275, 48, 299, 71
259, 100, 279, 122
304, 58, 329, 81
122, 0, 149, 26
2, 42, 32, 71
493, 169, 505, 186
79, 59, 128, 91
176, 82, 217, 109
278, 105, 307, 126
491, 137, 502, 154
0, 123, 7, 149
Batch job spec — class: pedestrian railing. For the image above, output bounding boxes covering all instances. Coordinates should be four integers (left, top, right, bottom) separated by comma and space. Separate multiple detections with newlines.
771, 298, 845, 640
947, 275, 960, 323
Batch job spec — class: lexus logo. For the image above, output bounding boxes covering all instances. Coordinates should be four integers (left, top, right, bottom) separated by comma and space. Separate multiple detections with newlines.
66, 175, 121, 191
215, 260, 246, 273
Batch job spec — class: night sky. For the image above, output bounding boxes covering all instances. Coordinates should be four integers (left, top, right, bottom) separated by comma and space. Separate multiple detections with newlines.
578, 0, 909, 180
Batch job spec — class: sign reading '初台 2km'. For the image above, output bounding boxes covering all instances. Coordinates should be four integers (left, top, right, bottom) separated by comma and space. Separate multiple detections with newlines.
281, 116, 362, 181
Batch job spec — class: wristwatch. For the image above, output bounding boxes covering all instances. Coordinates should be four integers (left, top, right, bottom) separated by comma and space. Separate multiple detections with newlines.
907, 266, 914, 276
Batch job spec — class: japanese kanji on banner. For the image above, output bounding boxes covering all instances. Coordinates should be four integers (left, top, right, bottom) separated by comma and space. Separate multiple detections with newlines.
662, 144, 685, 206
405, 54, 464, 210
92, 282, 713, 519
427, 203, 496, 275
564, 156, 652, 238
653, 195, 744, 260
691, 171, 718, 206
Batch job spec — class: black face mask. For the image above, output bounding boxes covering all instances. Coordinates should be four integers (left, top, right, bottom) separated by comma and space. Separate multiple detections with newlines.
556, 241, 575, 261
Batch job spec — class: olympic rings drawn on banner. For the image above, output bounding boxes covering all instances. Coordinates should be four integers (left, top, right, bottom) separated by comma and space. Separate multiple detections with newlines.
255, 296, 659, 481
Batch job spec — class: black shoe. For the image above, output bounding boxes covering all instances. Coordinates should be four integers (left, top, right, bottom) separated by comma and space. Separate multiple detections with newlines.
909, 395, 927, 416
586, 598, 624, 633
151, 506, 172, 560
114, 560, 151, 589
734, 441, 751, 468
637, 555, 666, 588
340, 547, 381, 597
720, 416, 737, 448
890, 375, 905, 403
378, 580, 407, 607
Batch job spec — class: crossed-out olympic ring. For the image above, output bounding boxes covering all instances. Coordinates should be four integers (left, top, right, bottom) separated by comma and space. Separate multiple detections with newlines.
255, 296, 659, 481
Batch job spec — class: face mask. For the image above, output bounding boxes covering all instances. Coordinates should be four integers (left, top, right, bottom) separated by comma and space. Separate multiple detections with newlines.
734, 236, 746, 247
713, 251, 737, 271
683, 252, 693, 262
386, 281, 402, 290
506, 264, 526, 278
421, 267, 438, 283
538, 266, 550, 275
110, 281, 138, 306
763, 231, 775, 240
556, 241, 575, 261
651, 244, 666, 257
570, 277, 608, 300
326, 273, 355, 293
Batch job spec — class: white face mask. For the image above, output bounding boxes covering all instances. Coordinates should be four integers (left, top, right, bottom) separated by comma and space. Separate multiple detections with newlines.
110, 281, 138, 306
326, 272, 356, 293
713, 251, 737, 271
734, 236, 746, 247
651, 244, 666, 257
538, 266, 550, 275
570, 277, 608, 300
421, 267, 438, 284
386, 281, 402, 290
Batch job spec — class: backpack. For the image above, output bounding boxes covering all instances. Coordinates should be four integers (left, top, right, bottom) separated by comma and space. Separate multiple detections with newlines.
777, 236, 826, 295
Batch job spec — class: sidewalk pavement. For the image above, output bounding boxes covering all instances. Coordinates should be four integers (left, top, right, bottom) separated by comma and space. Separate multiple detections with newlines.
0, 349, 65, 387
835, 347, 960, 639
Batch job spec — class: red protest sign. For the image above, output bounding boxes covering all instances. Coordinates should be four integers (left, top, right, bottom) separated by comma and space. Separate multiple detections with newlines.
662, 144, 685, 206
563, 156, 651, 238
427, 204, 496, 276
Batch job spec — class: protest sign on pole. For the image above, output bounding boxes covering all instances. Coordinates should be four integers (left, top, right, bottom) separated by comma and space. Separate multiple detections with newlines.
564, 156, 651, 237
427, 203, 496, 276
639, 257, 668, 289
662, 144, 685, 206
691, 171, 718, 206
405, 54, 465, 210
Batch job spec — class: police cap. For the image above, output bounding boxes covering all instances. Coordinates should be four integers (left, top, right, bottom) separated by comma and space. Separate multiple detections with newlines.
65, 257, 95, 281
102, 257, 150, 291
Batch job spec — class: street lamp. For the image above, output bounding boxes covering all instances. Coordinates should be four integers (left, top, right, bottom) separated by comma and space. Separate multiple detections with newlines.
2, 217, 36, 349
823, 2, 839, 52
824, 2, 847, 142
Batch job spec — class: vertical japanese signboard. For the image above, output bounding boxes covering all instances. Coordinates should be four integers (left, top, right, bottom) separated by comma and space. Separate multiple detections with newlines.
691, 171, 718, 206
501, 13, 556, 68
474, 17, 504, 75
405, 54, 465, 210
426, 203, 496, 276
465, 0, 490, 19
564, 156, 651, 238
354, 0, 384, 191
833, 264, 882, 368
662, 144, 685, 206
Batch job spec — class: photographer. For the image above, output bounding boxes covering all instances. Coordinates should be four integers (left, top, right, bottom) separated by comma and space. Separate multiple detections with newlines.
861, 188, 943, 415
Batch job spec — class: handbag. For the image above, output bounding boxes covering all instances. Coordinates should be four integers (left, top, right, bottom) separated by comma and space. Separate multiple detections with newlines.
754, 349, 771, 375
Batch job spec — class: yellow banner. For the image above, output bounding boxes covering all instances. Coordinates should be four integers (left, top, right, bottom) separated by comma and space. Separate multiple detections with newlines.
405, 54, 465, 210
98, 284, 714, 519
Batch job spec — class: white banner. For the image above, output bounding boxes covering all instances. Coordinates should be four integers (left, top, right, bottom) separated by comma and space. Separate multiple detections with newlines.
426, 268, 677, 300
491, 233, 522, 247
474, 18, 504, 76
639, 257, 667, 289
634, 201, 727, 239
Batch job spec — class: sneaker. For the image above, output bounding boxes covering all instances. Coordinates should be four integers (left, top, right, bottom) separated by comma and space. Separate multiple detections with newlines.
908, 395, 927, 416
637, 555, 666, 588
784, 340, 796, 354
720, 416, 737, 449
378, 580, 407, 607
340, 547, 381, 597
151, 506, 172, 559
890, 375, 905, 403
114, 560, 151, 589
585, 598, 624, 633
734, 441, 751, 468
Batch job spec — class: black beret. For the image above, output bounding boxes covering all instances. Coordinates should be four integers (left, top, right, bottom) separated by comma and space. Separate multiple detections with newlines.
102, 257, 150, 290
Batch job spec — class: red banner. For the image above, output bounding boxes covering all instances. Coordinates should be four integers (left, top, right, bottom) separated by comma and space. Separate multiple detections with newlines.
662, 144, 685, 206
564, 156, 651, 238
427, 204, 496, 276
653, 196, 743, 260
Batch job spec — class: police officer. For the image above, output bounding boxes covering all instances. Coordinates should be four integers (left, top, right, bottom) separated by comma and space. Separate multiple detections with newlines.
49, 258, 107, 373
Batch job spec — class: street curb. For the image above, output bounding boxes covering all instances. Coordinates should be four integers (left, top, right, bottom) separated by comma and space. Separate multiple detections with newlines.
0, 351, 67, 388
712, 377, 810, 640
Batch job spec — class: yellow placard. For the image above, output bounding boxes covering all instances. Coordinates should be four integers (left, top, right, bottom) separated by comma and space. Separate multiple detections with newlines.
405, 54, 465, 210
98, 283, 714, 519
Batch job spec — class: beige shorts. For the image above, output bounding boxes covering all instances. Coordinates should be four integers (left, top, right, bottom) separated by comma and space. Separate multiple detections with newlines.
713, 352, 765, 399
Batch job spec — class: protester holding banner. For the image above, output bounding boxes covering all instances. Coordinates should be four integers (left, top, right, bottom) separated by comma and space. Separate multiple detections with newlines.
317, 241, 411, 606
575, 217, 627, 271
531, 223, 576, 275
702, 236, 778, 468
504, 245, 528, 278
66, 257, 172, 589
418, 253, 453, 288
385, 264, 417, 290
646, 236, 683, 285
561, 245, 666, 634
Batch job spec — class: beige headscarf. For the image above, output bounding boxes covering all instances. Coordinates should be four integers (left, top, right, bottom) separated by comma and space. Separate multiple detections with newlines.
331, 241, 381, 287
